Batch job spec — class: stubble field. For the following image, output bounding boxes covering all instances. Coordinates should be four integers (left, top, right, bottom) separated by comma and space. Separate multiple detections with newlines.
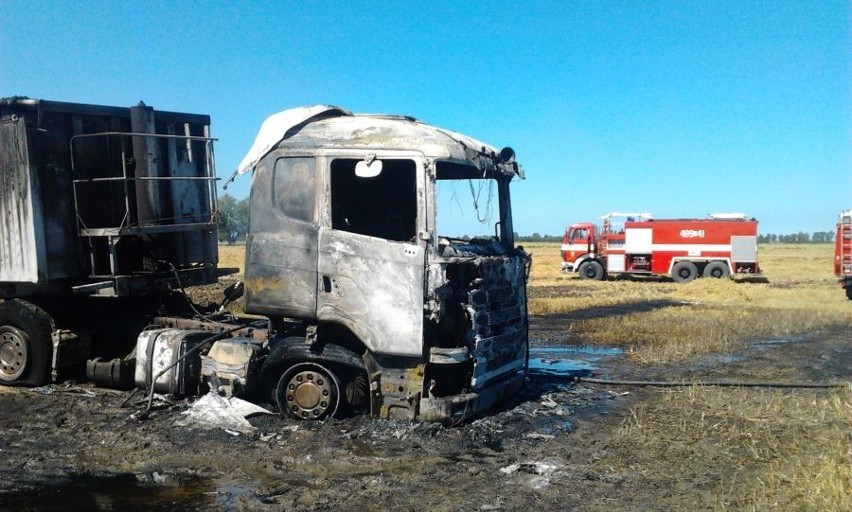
523, 242, 850, 510
0, 242, 848, 511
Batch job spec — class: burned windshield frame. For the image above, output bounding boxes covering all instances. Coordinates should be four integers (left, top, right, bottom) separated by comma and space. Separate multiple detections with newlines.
434, 161, 512, 247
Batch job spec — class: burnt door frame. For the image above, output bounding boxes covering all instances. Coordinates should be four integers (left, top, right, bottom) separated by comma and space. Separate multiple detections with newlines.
244, 154, 321, 319
316, 151, 427, 356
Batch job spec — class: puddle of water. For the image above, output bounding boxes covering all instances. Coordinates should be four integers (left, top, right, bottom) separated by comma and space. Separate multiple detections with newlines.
528, 345, 623, 377
1, 473, 217, 511
756, 336, 806, 346
215, 480, 263, 509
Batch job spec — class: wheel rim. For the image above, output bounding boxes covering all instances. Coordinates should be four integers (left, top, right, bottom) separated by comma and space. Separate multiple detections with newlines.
277, 363, 341, 420
0, 326, 28, 382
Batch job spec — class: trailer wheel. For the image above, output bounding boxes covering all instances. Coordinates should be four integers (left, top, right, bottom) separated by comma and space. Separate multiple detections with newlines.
671, 261, 698, 283
703, 261, 730, 279
276, 362, 343, 420
578, 260, 604, 280
0, 300, 53, 386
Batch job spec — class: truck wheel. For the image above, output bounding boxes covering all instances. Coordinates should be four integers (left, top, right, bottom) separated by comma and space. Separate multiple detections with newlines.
344, 369, 370, 415
276, 362, 342, 420
846, 282, 852, 300
0, 300, 53, 386
703, 261, 730, 279
578, 261, 604, 280
671, 261, 698, 283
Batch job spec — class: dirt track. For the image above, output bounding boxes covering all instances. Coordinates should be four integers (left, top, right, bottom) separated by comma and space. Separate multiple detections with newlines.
0, 310, 848, 511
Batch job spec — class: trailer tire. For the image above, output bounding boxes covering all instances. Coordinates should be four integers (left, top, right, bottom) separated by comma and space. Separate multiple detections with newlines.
671, 261, 698, 283
578, 260, 605, 280
0, 300, 53, 386
703, 261, 730, 279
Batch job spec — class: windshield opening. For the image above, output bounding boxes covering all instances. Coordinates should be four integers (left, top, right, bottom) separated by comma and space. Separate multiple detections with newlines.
435, 161, 508, 255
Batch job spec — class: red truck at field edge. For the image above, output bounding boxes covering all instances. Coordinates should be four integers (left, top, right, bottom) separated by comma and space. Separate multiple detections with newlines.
835, 209, 852, 300
561, 213, 760, 282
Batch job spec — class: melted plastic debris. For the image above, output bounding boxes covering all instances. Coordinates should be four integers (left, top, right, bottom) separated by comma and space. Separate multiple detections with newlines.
175, 392, 273, 435
500, 458, 565, 489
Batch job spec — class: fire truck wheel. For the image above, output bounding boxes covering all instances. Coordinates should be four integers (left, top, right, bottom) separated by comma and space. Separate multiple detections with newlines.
276, 362, 342, 420
578, 261, 605, 280
703, 261, 730, 279
671, 261, 699, 283
0, 300, 53, 387
846, 284, 852, 300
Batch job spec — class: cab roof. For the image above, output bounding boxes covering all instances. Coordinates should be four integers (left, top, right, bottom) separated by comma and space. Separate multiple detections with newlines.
236, 105, 509, 176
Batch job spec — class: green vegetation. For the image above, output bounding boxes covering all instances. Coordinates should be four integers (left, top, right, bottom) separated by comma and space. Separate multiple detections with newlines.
217, 195, 249, 244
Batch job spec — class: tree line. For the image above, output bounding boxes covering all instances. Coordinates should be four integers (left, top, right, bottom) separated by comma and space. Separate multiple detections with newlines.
217, 195, 249, 244
757, 232, 835, 244
515, 232, 837, 244
217, 196, 836, 245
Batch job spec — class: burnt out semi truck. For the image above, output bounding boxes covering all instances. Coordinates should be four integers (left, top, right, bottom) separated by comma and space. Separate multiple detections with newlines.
0, 98, 529, 423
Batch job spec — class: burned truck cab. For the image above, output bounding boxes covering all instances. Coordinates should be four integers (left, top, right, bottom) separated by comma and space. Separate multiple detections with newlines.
239, 106, 528, 422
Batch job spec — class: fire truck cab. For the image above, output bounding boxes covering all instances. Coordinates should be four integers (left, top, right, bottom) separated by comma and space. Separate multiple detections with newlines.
834, 209, 852, 300
562, 213, 760, 282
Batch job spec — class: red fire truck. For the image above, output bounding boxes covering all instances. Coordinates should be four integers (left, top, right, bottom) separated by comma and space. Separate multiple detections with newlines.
561, 213, 761, 282
834, 210, 852, 300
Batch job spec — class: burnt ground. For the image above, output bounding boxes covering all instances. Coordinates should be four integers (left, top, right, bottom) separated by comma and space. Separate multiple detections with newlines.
0, 311, 849, 511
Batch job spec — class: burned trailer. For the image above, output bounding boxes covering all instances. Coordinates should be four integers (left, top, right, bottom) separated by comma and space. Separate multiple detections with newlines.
237, 106, 529, 422
0, 98, 527, 425
0, 97, 220, 386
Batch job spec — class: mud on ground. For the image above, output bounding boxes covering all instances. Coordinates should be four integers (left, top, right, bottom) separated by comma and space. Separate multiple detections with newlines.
0, 305, 849, 510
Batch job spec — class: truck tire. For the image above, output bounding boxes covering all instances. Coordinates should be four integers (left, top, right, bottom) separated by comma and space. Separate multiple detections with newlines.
266, 338, 370, 420
846, 281, 852, 300
703, 261, 730, 279
344, 369, 370, 415
276, 361, 342, 420
578, 260, 605, 280
671, 261, 698, 283
0, 300, 53, 386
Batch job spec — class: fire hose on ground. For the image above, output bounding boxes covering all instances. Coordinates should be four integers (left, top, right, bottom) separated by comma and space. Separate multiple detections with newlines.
570, 376, 849, 389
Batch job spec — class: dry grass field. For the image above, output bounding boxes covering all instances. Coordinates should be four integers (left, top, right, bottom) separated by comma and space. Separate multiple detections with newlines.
526, 242, 850, 365
524, 242, 850, 510
217, 242, 245, 273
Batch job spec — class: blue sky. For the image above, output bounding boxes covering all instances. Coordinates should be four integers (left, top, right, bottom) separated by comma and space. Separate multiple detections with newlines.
1, 1, 848, 235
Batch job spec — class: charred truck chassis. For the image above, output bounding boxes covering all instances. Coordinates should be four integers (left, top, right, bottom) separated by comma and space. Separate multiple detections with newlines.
236, 106, 529, 422
0, 100, 529, 424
